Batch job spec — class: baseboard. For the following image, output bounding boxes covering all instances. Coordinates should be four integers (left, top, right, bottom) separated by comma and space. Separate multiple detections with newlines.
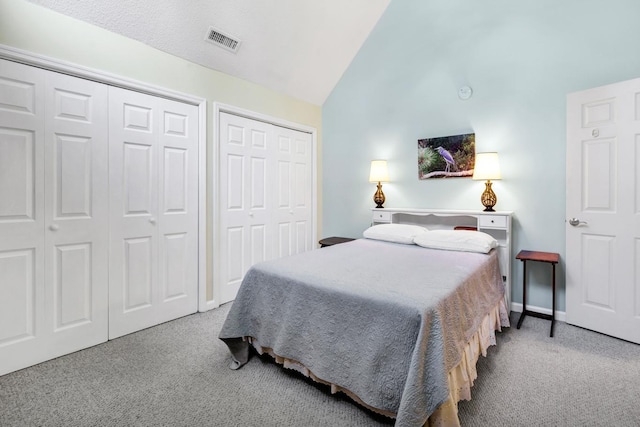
510, 302, 566, 322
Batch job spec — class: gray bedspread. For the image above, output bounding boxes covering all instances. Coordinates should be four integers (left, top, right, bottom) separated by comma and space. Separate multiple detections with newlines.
219, 238, 505, 427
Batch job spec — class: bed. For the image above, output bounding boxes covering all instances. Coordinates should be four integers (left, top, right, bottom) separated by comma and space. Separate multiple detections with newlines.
219, 219, 510, 427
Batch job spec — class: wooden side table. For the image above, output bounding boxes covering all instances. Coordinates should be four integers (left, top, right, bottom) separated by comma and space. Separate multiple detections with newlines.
319, 237, 355, 248
516, 250, 560, 337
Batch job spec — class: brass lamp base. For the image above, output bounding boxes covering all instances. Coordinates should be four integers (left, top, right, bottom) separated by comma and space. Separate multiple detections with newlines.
481, 180, 497, 212
373, 182, 385, 208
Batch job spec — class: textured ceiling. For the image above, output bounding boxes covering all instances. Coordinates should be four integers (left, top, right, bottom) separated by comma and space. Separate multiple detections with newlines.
27, 0, 390, 105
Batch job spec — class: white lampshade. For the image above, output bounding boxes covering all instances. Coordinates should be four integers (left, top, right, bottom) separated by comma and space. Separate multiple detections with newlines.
369, 160, 389, 182
472, 152, 501, 181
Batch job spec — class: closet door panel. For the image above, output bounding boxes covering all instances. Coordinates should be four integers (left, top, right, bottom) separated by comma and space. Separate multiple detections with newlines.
0, 60, 45, 376
53, 135, 92, 217
0, 249, 36, 344
219, 113, 273, 304
163, 147, 187, 213
124, 143, 154, 214
0, 130, 36, 221
0, 60, 44, 243
44, 71, 109, 351
273, 126, 313, 256
295, 221, 309, 254
123, 236, 153, 310
161, 141, 190, 304
162, 232, 189, 301
0, 72, 37, 116
109, 87, 159, 339
156, 99, 198, 321
53, 243, 92, 329
277, 222, 291, 258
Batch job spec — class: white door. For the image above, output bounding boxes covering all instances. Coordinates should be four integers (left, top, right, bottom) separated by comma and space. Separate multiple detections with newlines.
566, 78, 640, 344
109, 87, 198, 339
219, 113, 274, 303
156, 96, 199, 324
0, 60, 46, 375
217, 113, 314, 304
273, 126, 313, 257
43, 71, 109, 352
0, 60, 109, 375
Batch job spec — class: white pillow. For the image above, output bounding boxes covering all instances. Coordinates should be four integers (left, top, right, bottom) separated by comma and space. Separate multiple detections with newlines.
363, 224, 429, 245
413, 230, 498, 253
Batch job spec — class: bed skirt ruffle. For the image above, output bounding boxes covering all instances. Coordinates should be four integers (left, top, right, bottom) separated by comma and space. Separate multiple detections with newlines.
426, 299, 510, 426
244, 298, 510, 427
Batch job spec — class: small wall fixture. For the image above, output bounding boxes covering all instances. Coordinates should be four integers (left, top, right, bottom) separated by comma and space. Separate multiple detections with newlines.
472, 152, 501, 211
369, 160, 389, 209
458, 85, 473, 100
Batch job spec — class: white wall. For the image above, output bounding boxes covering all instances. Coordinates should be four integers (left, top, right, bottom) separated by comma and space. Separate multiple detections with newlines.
0, 0, 322, 303
322, 0, 640, 311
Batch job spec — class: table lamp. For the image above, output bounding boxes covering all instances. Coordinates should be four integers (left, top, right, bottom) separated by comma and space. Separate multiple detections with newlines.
369, 160, 389, 208
472, 152, 501, 212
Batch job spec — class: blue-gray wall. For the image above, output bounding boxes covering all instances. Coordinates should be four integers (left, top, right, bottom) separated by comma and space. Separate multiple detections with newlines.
322, 0, 640, 311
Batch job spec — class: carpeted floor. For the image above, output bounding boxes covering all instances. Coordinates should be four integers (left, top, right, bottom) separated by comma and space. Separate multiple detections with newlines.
1, 304, 639, 427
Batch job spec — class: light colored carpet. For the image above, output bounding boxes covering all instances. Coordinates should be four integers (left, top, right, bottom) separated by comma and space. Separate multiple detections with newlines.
1, 304, 639, 426
458, 313, 640, 426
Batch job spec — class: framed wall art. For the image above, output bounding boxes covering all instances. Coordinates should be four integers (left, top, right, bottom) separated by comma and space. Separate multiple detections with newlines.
418, 133, 475, 179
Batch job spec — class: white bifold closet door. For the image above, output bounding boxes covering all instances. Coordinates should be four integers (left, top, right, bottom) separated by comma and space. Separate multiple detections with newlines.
218, 112, 313, 304
0, 60, 199, 375
108, 87, 198, 339
0, 60, 109, 375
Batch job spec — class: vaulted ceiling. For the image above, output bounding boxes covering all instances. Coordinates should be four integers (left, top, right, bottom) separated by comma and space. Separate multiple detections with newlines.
27, 0, 390, 105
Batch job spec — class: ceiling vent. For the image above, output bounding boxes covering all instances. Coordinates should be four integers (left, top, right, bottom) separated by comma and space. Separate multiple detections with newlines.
205, 26, 241, 53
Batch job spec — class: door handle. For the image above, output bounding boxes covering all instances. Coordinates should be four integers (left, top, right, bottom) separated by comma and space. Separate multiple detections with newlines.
568, 218, 587, 227
49, 224, 59, 231
149, 217, 156, 224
